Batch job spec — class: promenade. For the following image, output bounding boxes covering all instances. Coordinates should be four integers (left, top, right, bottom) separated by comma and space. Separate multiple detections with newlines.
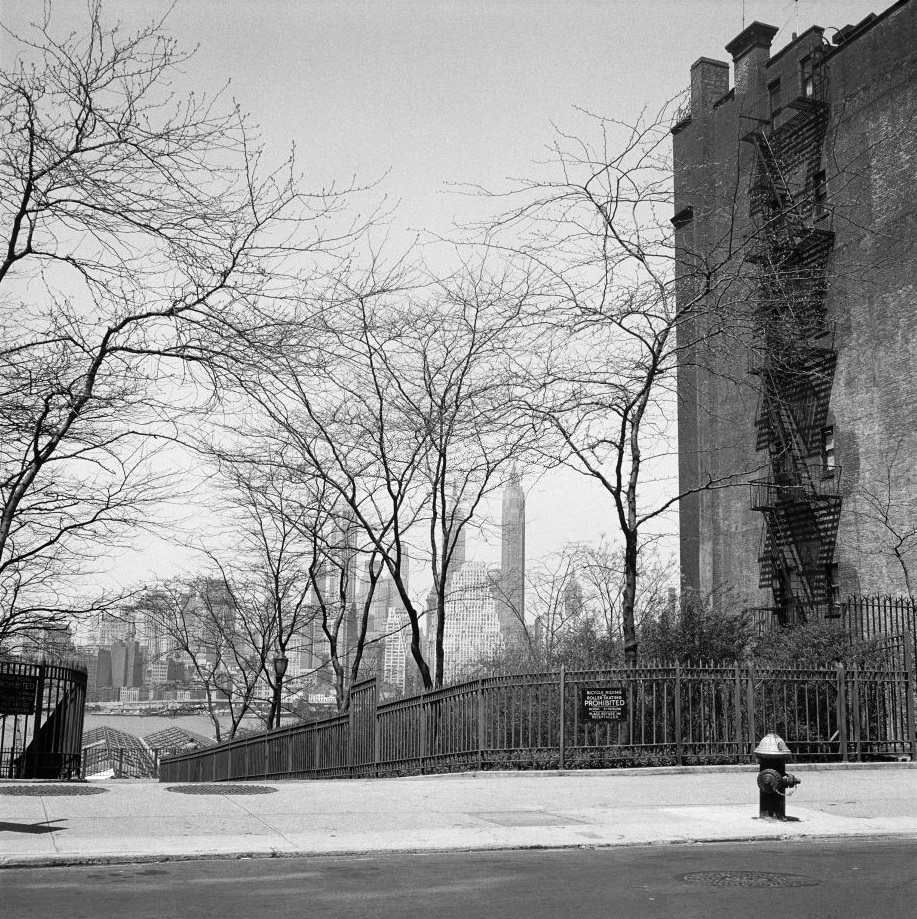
1, 762, 915, 869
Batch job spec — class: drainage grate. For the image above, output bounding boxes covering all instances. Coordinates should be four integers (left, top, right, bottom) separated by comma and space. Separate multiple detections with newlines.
166, 784, 277, 795
0, 784, 107, 796
679, 871, 818, 889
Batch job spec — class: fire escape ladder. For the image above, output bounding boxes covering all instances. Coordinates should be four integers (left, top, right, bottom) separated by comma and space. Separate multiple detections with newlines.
766, 506, 817, 605
765, 389, 814, 494
748, 98, 841, 618
752, 131, 807, 241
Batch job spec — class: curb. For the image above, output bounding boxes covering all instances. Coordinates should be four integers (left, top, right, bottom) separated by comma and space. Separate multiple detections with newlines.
3, 829, 917, 870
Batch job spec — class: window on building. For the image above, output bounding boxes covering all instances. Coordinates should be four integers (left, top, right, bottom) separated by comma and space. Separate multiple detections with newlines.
801, 56, 814, 98
824, 562, 839, 606
822, 427, 836, 472
768, 78, 781, 117
812, 169, 827, 218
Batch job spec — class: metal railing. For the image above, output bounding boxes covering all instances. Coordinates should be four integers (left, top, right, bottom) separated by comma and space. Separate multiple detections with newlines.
750, 465, 842, 511
1, 659, 87, 779
160, 654, 917, 782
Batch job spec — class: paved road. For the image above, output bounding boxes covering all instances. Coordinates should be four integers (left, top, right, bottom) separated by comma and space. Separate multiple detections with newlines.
4, 838, 916, 919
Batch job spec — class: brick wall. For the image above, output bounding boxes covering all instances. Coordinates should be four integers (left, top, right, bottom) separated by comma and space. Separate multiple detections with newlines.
675, 0, 917, 606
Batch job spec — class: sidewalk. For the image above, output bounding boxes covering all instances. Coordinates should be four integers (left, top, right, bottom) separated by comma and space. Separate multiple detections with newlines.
2, 763, 915, 868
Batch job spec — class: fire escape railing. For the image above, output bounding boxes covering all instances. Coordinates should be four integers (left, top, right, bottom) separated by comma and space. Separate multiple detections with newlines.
744, 90, 841, 617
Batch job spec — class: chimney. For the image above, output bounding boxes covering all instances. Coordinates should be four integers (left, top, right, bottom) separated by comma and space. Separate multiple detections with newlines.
690, 57, 730, 115
725, 21, 779, 101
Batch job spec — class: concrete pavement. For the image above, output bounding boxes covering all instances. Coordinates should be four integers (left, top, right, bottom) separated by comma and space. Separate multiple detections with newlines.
1, 763, 915, 868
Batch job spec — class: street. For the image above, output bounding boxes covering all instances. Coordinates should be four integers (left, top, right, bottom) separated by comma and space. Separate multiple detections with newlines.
3, 838, 915, 918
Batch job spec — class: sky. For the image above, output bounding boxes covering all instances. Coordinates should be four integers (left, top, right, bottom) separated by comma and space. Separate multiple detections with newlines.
1, 0, 888, 590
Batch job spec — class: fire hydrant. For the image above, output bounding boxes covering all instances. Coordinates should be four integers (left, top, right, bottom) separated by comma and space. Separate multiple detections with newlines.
754, 732, 800, 821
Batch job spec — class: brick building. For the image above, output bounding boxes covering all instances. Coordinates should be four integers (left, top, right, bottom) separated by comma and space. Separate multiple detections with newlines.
674, 1, 917, 620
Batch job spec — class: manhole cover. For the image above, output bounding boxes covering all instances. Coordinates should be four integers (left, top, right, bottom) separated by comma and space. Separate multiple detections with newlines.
679, 871, 818, 889
0, 785, 107, 796
166, 784, 277, 795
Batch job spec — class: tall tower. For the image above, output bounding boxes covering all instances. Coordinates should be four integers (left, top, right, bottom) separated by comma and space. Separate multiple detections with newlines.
498, 473, 526, 643
443, 560, 501, 682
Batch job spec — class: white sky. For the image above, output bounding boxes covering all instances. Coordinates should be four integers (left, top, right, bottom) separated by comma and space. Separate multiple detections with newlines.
1, 0, 885, 591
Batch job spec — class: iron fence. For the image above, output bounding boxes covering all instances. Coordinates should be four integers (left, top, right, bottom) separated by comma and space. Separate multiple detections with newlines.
1, 659, 87, 779
160, 652, 917, 782
752, 594, 917, 633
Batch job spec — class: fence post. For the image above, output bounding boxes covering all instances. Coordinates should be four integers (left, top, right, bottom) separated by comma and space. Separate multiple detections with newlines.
419, 692, 427, 775
851, 663, 862, 762
558, 666, 566, 770
836, 662, 848, 762
374, 704, 382, 778
674, 661, 683, 766
733, 661, 743, 760
904, 638, 917, 762
348, 693, 356, 778
477, 679, 485, 771
745, 663, 756, 752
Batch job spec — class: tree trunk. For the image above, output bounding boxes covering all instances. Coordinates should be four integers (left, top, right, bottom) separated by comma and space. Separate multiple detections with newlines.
206, 686, 222, 743
410, 633, 434, 690
622, 531, 639, 669
435, 594, 446, 687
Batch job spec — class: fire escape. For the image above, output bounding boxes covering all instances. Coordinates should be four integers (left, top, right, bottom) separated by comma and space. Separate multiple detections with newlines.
745, 85, 841, 623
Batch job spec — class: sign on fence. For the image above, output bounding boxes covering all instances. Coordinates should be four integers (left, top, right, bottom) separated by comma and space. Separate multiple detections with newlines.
581, 686, 627, 722
0, 673, 38, 715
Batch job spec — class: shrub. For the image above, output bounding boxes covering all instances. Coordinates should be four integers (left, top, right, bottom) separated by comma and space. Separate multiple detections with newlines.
639, 589, 754, 664
752, 621, 888, 669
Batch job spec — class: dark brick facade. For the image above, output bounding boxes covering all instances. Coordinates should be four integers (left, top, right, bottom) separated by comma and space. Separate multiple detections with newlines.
675, 1, 917, 613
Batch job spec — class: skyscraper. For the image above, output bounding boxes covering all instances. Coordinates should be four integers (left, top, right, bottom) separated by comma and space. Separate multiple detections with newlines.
443, 560, 502, 682
497, 473, 526, 643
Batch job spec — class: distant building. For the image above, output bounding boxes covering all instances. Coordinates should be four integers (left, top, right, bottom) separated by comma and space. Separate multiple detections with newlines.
443, 560, 502, 682
92, 610, 133, 647
496, 473, 526, 643
563, 574, 584, 620
133, 594, 177, 662
381, 607, 411, 692
110, 640, 144, 690
95, 648, 113, 689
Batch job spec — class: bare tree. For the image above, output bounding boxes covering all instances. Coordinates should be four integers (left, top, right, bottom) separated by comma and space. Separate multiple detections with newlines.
855, 438, 917, 597
137, 576, 272, 742
477, 108, 744, 666
0, 3, 353, 649
212, 468, 319, 725
568, 537, 674, 643
501, 537, 673, 667
402, 270, 539, 685
523, 548, 582, 660
204, 441, 388, 713
221, 262, 537, 688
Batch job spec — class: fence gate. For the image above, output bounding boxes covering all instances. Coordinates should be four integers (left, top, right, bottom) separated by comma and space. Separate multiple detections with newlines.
0, 659, 87, 779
